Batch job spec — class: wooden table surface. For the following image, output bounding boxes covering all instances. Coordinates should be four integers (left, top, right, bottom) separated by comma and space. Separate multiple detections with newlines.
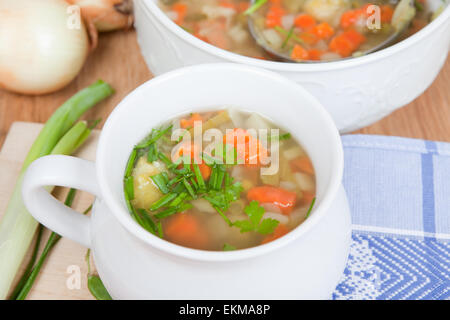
1, 29, 449, 147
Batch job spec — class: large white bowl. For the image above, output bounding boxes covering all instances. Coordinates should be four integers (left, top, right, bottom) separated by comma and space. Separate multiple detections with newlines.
134, 0, 450, 132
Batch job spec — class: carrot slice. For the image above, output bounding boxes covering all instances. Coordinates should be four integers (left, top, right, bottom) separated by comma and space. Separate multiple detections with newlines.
172, 3, 187, 25
311, 22, 334, 39
265, 5, 285, 28
329, 29, 365, 57
308, 49, 323, 61
247, 186, 297, 215
290, 156, 314, 175
180, 113, 203, 129
165, 213, 209, 249
223, 128, 267, 166
294, 14, 316, 29
291, 44, 309, 61
380, 5, 394, 23
261, 224, 289, 244
340, 9, 362, 29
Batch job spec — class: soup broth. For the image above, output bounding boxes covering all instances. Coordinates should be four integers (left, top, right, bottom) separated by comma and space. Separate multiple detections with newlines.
124, 109, 316, 251
158, 0, 439, 62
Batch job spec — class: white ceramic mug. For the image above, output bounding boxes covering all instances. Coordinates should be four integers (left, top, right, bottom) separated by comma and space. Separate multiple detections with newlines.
22, 64, 351, 299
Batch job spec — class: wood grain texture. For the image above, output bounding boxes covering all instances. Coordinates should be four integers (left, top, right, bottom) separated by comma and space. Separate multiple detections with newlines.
0, 30, 449, 147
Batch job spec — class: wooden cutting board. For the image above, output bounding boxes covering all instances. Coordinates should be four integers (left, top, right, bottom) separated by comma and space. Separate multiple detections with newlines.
0, 122, 100, 300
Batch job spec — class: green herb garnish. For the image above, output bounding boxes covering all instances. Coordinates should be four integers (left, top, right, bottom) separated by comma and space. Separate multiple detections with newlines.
151, 172, 170, 194
305, 197, 316, 218
281, 27, 294, 49
223, 243, 236, 251
244, 0, 268, 15
233, 201, 279, 235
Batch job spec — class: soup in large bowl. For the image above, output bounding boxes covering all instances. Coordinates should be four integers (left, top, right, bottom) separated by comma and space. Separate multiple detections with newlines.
123, 109, 316, 250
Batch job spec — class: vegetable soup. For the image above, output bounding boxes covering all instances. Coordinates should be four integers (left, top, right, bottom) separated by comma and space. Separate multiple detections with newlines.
158, 0, 441, 61
123, 109, 316, 251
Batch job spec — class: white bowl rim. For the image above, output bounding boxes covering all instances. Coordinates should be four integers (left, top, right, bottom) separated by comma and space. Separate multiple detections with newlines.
139, 0, 450, 72
96, 63, 344, 262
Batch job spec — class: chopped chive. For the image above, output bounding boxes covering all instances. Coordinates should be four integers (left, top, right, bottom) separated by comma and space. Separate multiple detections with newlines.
151, 173, 170, 194
158, 152, 172, 166
136, 125, 173, 149
178, 203, 193, 213
147, 144, 157, 162
172, 182, 186, 194
150, 193, 178, 211
170, 192, 188, 207
224, 172, 232, 187
305, 197, 316, 218
244, 0, 268, 15
157, 221, 164, 238
182, 178, 196, 198
125, 148, 137, 177
124, 176, 134, 200
192, 163, 206, 190
270, 132, 291, 141
189, 176, 199, 190
213, 206, 233, 226
209, 165, 218, 189
137, 209, 157, 234
215, 167, 225, 190
275, 26, 305, 44
281, 26, 294, 48
204, 196, 223, 208
223, 243, 236, 251
155, 206, 178, 219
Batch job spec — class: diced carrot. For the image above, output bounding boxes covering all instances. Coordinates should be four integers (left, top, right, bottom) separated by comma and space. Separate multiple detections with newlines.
307, 49, 323, 61
298, 32, 318, 45
172, 3, 187, 25
180, 113, 203, 129
265, 5, 285, 28
380, 5, 394, 23
194, 32, 209, 43
223, 128, 268, 166
340, 9, 362, 29
294, 14, 316, 29
261, 224, 289, 244
329, 29, 365, 57
237, 2, 250, 12
198, 162, 211, 180
342, 29, 366, 47
290, 156, 314, 175
290, 44, 309, 61
165, 213, 209, 249
311, 22, 334, 39
219, 1, 236, 9
301, 191, 315, 206
269, 0, 282, 4
247, 186, 297, 215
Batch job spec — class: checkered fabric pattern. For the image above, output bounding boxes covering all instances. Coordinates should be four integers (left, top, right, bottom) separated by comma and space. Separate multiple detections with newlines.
333, 135, 450, 300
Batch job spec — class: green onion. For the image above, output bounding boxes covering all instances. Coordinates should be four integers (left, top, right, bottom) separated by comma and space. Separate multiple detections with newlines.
151, 173, 170, 194
214, 167, 226, 190
85, 249, 112, 300
125, 148, 137, 177
14, 191, 93, 300
136, 125, 173, 149
281, 27, 294, 48
158, 152, 172, 166
150, 193, 178, 211
169, 192, 188, 207
0, 81, 113, 299
157, 222, 164, 238
305, 197, 316, 218
124, 176, 134, 200
182, 178, 196, 198
275, 26, 305, 44
137, 209, 157, 234
244, 0, 268, 15
155, 207, 178, 219
147, 144, 157, 162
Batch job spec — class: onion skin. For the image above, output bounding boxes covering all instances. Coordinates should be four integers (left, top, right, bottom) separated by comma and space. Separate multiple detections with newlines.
0, 0, 89, 95
66, 0, 133, 32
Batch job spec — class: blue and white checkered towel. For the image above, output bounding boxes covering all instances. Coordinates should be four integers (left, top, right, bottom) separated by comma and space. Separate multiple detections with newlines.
332, 135, 450, 300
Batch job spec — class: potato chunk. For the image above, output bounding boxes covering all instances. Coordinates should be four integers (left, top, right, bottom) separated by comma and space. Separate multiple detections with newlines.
131, 156, 164, 209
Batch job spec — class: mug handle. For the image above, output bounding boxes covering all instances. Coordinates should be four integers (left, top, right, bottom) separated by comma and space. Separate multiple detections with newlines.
22, 155, 101, 248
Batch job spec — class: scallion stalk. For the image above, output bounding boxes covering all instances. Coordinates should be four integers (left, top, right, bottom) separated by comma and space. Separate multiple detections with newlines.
0, 81, 113, 299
